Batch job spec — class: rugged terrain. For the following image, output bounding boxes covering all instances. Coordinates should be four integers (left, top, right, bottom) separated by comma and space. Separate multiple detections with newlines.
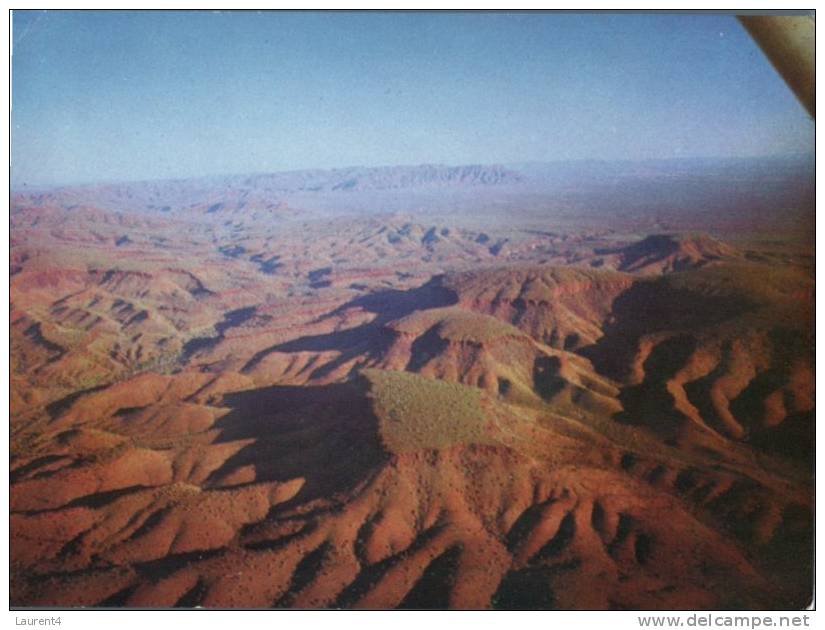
10, 160, 814, 609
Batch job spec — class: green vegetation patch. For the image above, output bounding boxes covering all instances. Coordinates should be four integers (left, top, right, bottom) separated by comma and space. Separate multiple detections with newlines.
663, 261, 812, 306
444, 265, 630, 306
363, 368, 492, 453
389, 306, 525, 344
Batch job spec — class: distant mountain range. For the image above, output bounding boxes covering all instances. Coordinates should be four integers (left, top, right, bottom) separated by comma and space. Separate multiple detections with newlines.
11, 163, 523, 215
11, 155, 813, 222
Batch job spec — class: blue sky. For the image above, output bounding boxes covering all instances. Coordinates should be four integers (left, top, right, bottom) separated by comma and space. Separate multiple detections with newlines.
11, 10, 814, 187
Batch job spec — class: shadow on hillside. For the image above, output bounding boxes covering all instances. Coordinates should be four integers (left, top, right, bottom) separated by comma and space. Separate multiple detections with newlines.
329, 277, 457, 324
613, 334, 697, 442
205, 380, 386, 508
578, 278, 752, 382
242, 277, 457, 375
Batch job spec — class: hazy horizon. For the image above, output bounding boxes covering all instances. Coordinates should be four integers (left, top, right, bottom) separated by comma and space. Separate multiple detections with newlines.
12, 10, 814, 188
10, 151, 815, 194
